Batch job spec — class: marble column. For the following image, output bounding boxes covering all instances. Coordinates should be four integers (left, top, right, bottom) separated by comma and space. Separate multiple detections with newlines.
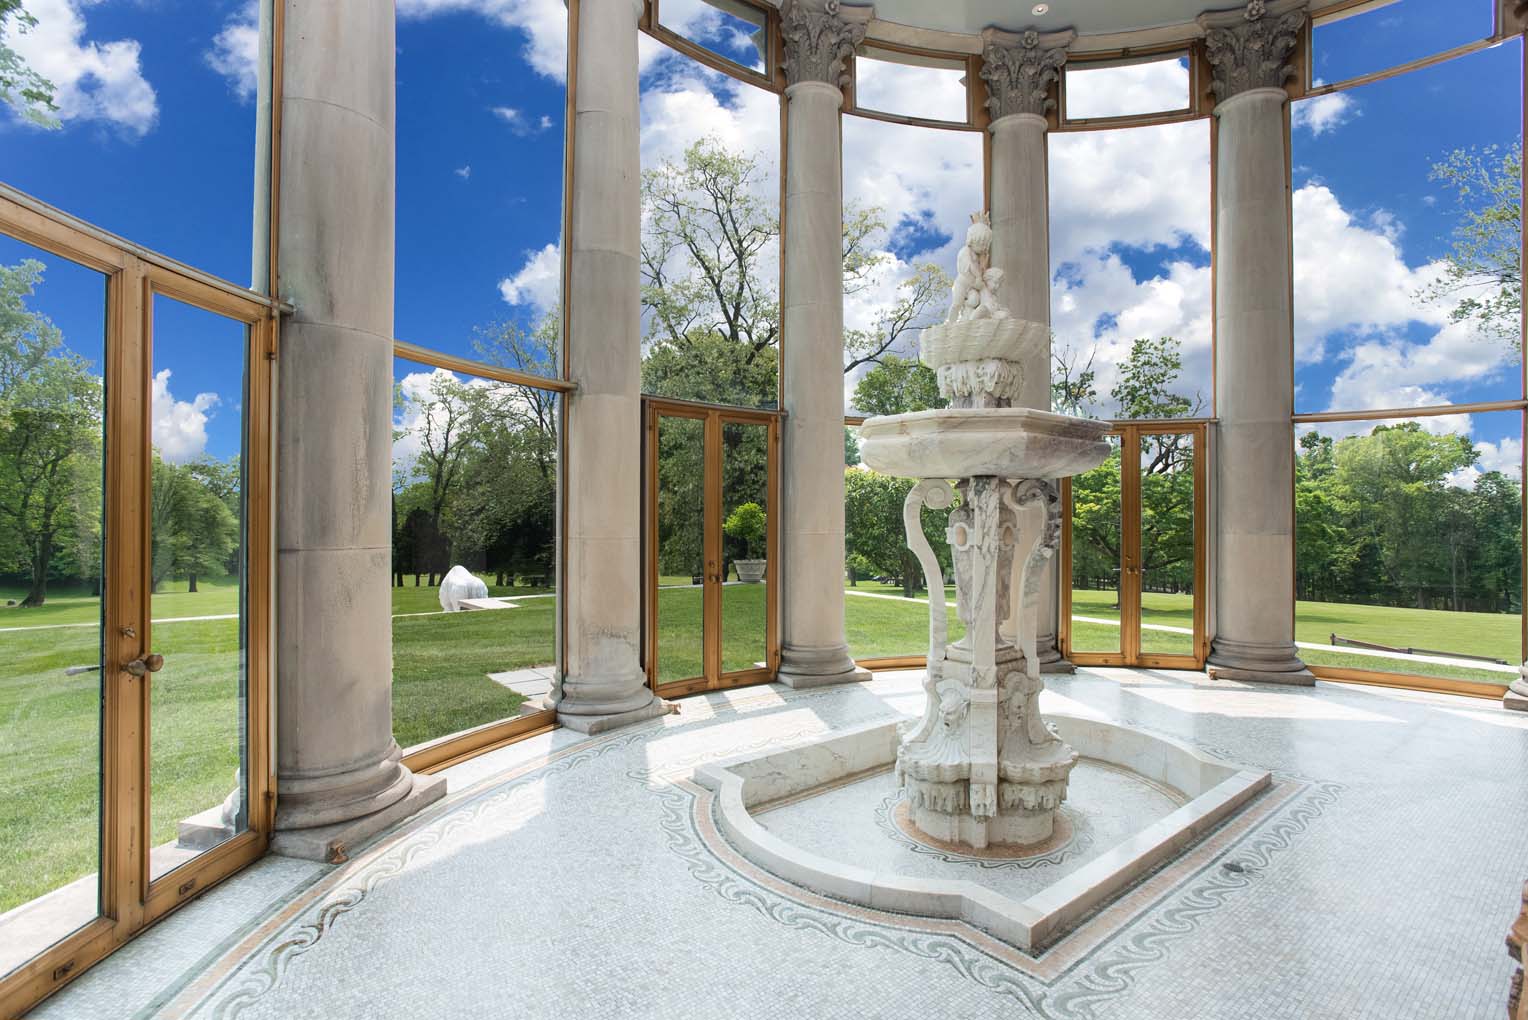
1200, 0, 1314, 685
981, 27, 1074, 673
549, 0, 669, 732
776, 0, 873, 688
270, 0, 444, 860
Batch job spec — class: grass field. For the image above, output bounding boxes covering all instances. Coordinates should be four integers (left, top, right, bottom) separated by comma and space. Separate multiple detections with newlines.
3, 573, 1515, 916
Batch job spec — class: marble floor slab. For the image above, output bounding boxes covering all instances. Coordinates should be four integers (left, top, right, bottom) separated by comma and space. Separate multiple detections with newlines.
24, 668, 1528, 1020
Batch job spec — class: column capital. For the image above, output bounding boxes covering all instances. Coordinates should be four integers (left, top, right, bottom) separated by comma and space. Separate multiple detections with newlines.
979, 26, 1075, 121
1197, 0, 1307, 104
779, 0, 872, 89
1511, 0, 1528, 33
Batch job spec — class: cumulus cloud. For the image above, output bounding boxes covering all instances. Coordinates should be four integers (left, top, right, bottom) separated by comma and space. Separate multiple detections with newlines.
498, 243, 560, 312
853, 53, 968, 122
1063, 57, 1190, 120
396, 0, 567, 81
152, 370, 219, 463
454, 164, 472, 179
1, 0, 158, 135
1291, 90, 1358, 136
491, 105, 553, 135
205, 1, 260, 102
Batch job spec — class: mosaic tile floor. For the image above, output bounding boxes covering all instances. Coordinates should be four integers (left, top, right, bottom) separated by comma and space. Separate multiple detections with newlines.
26, 669, 1528, 1020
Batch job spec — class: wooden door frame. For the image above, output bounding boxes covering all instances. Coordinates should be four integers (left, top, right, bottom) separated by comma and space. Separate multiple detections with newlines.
1060, 422, 1208, 670
643, 397, 781, 698
0, 198, 274, 1016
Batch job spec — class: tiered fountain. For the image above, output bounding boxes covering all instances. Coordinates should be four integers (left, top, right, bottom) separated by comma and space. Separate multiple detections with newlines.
858, 212, 1110, 849
695, 215, 1269, 954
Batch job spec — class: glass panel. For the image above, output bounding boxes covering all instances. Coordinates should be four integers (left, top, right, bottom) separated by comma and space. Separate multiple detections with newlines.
1048, 119, 1211, 420
0, 1, 269, 288
0, 237, 106, 974
656, 0, 768, 75
853, 48, 968, 124
1069, 436, 1123, 654
1064, 56, 1191, 121
655, 415, 706, 685
844, 456, 965, 659
1139, 432, 1195, 657
639, 49, 781, 409
147, 295, 247, 882
1312, 0, 1495, 86
1295, 413, 1522, 686
390, 357, 559, 748
1292, 41, 1522, 412
396, 4, 566, 371
720, 421, 769, 673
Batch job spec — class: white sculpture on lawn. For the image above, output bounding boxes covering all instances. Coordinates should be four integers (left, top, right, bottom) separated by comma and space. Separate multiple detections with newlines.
439, 565, 488, 612
859, 213, 1110, 849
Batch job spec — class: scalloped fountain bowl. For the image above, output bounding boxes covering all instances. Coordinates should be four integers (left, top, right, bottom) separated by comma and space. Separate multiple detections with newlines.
857, 406, 1112, 480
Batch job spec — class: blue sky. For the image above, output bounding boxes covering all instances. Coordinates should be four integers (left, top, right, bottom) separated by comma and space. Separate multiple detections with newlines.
0, 0, 1520, 470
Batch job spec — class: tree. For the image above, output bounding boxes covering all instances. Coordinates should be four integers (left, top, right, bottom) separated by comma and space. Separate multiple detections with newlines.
723, 502, 766, 559
397, 371, 480, 584
1420, 141, 1522, 351
844, 468, 953, 597
150, 456, 238, 593
0, 353, 102, 604
843, 263, 951, 373
1051, 345, 1098, 417
851, 354, 944, 417
0, 2, 58, 128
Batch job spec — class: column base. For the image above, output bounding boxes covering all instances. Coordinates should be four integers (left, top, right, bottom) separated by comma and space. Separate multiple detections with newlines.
1505, 679, 1528, 713
551, 695, 673, 734
777, 643, 869, 689
1207, 638, 1314, 686
1035, 634, 1075, 674
271, 772, 446, 863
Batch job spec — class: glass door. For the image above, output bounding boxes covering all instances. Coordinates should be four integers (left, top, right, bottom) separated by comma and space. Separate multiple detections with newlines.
0, 201, 273, 1015
644, 399, 779, 698
1062, 423, 1206, 669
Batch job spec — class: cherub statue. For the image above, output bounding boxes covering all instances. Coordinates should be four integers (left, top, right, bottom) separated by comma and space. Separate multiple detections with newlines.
946, 212, 1010, 323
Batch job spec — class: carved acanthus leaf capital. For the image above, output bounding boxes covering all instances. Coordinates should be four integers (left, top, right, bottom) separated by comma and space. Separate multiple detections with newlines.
1197, 0, 1307, 103
979, 27, 1075, 120
780, 0, 872, 89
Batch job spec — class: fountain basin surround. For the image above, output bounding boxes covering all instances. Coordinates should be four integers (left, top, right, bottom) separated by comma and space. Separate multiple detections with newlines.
693, 716, 1271, 952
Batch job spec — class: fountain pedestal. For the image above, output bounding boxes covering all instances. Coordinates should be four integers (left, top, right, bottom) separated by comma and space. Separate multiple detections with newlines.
860, 213, 1109, 850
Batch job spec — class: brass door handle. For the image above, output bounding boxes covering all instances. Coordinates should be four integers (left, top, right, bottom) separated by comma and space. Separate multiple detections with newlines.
125, 653, 165, 677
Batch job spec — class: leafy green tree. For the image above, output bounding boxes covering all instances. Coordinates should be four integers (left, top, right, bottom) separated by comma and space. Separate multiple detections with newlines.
0, 353, 102, 605
723, 502, 766, 559
150, 456, 238, 593
844, 468, 953, 597
1420, 141, 1522, 351
0, 1, 57, 128
851, 354, 943, 417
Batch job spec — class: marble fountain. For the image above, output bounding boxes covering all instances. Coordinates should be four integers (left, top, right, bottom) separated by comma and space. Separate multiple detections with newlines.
694, 215, 1270, 952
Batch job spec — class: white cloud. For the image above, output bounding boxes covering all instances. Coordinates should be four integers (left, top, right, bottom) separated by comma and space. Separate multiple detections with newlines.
205, 1, 260, 102
152, 369, 219, 463
491, 105, 554, 135
1, 0, 158, 135
853, 54, 968, 122
454, 164, 472, 179
498, 243, 560, 312
1291, 90, 1358, 136
1064, 57, 1190, 120
396, 0, 567, 81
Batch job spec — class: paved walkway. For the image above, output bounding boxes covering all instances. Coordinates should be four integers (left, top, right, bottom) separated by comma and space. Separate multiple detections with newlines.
29, 669, 1527, 1019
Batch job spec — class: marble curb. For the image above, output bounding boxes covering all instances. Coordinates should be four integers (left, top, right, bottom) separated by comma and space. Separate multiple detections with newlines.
693, 716, 1271, 953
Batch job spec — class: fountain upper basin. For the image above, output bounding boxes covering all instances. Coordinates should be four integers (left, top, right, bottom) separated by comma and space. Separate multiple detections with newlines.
858, 407, 1112, 480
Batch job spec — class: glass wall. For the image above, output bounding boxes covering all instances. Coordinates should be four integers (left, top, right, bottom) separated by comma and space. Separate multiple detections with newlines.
1295, 413, 1521, 686
1311, 0, 1496, 86
395, 2, 567, 371
391, 357, 559, 749
852, 47, 968, 124
0, 0, 270, 288
1063, 55, 1191, 121
1048, 117, 1212, 420
638, 43, 781, 408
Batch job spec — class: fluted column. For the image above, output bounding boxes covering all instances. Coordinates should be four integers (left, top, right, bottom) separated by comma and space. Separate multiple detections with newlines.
550, 0, 668, 732
776, 0, 872, 688
271, 0, 444, 859
1201, 0, 1314, 685
981, 27, 1074, 672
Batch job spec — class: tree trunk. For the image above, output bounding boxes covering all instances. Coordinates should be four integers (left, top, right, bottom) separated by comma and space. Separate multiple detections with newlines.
188, 573, 198, 593
20, 533, 52, 607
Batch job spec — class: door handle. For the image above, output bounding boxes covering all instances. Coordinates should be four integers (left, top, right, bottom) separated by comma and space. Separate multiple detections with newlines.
124, 653, 165, 677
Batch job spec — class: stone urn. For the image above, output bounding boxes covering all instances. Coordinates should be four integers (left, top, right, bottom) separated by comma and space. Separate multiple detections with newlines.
733, 559, 766, 583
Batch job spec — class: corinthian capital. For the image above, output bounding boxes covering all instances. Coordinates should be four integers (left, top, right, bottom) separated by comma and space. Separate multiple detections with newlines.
979, 27, 1075, 120
780, 0, 873, 88
1198, 0, 1307, 102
